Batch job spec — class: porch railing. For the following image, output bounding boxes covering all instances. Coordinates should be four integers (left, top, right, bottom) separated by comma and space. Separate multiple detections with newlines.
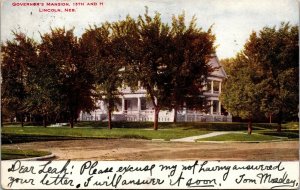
80, 111, 232, 122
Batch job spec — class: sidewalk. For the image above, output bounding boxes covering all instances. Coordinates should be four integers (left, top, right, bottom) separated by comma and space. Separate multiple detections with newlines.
170, 131, 244, 142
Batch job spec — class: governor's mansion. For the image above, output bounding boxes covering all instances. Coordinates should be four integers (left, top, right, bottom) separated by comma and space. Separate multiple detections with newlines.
79, 54, 232, 122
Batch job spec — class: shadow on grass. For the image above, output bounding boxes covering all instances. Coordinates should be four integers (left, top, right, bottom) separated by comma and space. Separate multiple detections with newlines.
1, 134, 102, 144
2, 148, 52, 160
74, 121, 276, 131
260, 131, 299, 139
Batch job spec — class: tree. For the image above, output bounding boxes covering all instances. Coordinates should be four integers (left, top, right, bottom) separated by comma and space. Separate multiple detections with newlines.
25, 56, 57, 127
121, 10, 174, 130
119, 9, 215, 129
221, 23, 298, 133
39, 28, 95, 128
242, 23, 299, 132
169, 14, 215, 122
81, 22, 126, 129
1, 32, 37, 127
220, 55, 261, 134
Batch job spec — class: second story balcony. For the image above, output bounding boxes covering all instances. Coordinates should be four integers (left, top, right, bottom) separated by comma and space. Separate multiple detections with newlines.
203, 79, 222, 96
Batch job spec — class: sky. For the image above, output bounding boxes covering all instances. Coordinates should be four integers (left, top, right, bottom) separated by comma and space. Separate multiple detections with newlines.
1, 0, 298, 59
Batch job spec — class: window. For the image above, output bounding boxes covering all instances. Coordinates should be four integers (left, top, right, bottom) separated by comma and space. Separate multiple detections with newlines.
213, 100, 219, 113
125, 100, 131, 111
141, 98, 147, 110
207, 81, 211, 91
213, 81, 220, 93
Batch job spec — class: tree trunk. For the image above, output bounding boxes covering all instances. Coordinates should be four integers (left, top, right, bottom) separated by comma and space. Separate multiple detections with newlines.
173, 107, 178, 123
107, 100, 113, 129
108, 109, 112, 130
70, 114, 74, 128
277, 110, 282, 132
145, 84, 159, 130
43, 115, 47, 128
269, 113, 272, 124
247, 117, 252, 135
21, 113, 24, 127
70, 119, 74, 128
154, 107, 160, 130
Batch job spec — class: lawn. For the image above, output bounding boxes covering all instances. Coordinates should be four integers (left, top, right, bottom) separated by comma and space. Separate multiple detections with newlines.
3, 121, 280, 130
1, 148, 51, 160
76, 121, 292, 131
2, 121, 297, 144
1, 126, 210, 142
282, 122, 299, 130
260, 130, 299, 139
198, 133, 281, 142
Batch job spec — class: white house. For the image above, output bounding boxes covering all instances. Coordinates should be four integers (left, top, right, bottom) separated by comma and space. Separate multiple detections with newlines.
79, 54, 232, 122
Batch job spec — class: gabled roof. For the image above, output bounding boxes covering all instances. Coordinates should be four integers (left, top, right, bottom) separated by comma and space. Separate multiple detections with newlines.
208, 54, 227, 78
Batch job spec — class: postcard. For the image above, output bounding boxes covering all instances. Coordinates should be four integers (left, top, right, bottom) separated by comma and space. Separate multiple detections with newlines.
1, 0, 299, 189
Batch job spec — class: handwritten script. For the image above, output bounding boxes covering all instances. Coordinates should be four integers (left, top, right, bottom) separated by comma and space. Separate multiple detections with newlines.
2, 160, 299, 189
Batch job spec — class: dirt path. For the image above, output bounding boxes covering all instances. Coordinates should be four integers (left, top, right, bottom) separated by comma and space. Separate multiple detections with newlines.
170, 131, 243, 142
2, 139, 298, 161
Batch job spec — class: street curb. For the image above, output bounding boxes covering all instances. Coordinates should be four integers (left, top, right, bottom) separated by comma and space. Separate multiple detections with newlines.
196, 139, 287, 143
152, 139, 165, 141
152, 139, 288, 143
10, 153, 55, 161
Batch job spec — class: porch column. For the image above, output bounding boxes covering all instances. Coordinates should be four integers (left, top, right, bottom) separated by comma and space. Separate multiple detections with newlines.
210, 100, 213, 115
79, 111, 83, 121
219, 81, 222, 94
211, 80, 214, 94
122, 97, 125, 113
184, 107, 187, 122
137, 97, 141, 112
218, 101, 221, 114
137, 97, 141, 121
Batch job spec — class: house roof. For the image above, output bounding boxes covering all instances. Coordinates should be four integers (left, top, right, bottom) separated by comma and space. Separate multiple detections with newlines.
208, 54, 227, 78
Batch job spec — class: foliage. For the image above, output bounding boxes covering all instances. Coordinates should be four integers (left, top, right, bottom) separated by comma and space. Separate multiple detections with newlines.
81, 22, 128, 129
38, 28, 95, 127
168, 14, 215, 121
1, 32, 37, 126
2, 10, 217, 130
220, 55, 261, 134
244, 23, 299, 131
2, 28, 96, 127
221, 23, 299, 132
123, 10, 174, 130
120, 9, 215, 129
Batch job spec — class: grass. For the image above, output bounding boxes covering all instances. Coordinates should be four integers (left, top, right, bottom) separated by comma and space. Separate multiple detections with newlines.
2, 133, 92, 144
282, 122, 299, 129
260, 130, 299, 139
1, 148, 51, 160
198, 133, 281, 142
3, 121, 278, 131
1, 126, 210, 142
2, 121, 297, 143
94, 121, 279, 131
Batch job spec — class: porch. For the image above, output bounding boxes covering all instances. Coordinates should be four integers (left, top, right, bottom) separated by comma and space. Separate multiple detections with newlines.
79, 96, 232, 122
